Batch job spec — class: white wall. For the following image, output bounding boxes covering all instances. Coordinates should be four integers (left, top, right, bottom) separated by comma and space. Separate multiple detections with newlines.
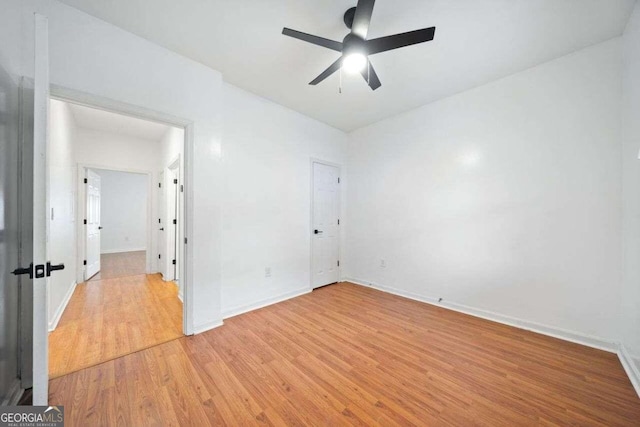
75, 128, 161, 172
221, 83, 348, 316
97, 169, 148, 254
16, 0, 225, 333
48, 99, 77, 330
621, 1, 640, 373
345, 39, 623, 342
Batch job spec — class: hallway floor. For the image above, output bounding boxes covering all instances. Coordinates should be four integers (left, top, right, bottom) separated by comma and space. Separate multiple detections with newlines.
89, 250, 147, 281
48, 273, 183, 378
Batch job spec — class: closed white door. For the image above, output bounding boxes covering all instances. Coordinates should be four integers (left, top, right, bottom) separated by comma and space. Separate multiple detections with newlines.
85, 169, 101, 279
312, 162, 340, 288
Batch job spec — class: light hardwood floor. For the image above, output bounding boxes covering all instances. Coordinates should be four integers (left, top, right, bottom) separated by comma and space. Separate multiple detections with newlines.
49, 282, 640, 426
89, 251, 147, 281
49, 273, 183, 378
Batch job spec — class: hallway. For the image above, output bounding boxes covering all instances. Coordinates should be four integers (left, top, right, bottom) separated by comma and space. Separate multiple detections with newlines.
49, 273, 183, 378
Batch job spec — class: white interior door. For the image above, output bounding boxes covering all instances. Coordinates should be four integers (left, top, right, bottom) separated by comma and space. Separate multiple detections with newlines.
32, 13, 50, 405
85, 169, 101, 278
312, 162, 340, 288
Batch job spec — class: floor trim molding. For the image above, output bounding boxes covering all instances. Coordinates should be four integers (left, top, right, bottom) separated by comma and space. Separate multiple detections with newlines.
192, 319, 224, 335
222, 287, 312, 320
344, 277, 617, 353
100, 247, 146, 255
618, 344, 640, 398
48, 281, 77, 332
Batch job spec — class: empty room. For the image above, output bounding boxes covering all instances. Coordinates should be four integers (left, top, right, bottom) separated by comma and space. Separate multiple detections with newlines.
1, 0, 640, 425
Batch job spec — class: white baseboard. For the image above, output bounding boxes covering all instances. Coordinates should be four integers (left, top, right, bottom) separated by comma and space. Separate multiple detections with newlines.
618, 344, 640, 398
100, 247, 146, 254
192, 319, 224, 335
48, 281, 77, 332
344, 277, 618, 353
222, 287, 312, 320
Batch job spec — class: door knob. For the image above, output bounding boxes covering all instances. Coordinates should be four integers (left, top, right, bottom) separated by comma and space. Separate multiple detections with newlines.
98, 226, 103, 230
314, 229, 323, 234
159, 228, 164, 231
46, 262, 65, 277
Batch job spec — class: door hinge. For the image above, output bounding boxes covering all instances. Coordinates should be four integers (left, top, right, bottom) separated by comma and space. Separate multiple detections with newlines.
158, 182, 162, 188
158, 254, 161, 259
337, 260, 340, 267
83, 260, 87, 266
158, 218, 161, 224
180, 184, 184, 193
338, 177, 340, 184
84, 178, 87, 184
337, 219, 340, 225
173, 219, 177, 225
172, 259, 176, 265
83, 219, 87, 225
184, 237, 188, 244
174, 179, 178, 184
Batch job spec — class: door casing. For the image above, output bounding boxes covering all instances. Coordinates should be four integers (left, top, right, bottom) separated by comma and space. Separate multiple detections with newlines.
49, 86, 195, 336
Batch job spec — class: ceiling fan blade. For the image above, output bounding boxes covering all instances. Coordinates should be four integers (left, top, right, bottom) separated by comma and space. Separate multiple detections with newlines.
351, 0, 376, 39
366, 27, 435, 55
282, 28, 343, 52
360, 60, 381, 91
309, 57, 343, 85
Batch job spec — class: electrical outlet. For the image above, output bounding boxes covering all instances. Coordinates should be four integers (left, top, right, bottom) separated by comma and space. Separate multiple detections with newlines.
265, 267, 272, 278
380, 259, 386, 268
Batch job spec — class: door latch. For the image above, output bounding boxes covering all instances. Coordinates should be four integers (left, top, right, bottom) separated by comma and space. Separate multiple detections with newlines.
11, 263, 46, 279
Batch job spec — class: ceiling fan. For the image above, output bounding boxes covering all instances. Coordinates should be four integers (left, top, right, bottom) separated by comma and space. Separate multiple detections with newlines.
282, 0, 436, 91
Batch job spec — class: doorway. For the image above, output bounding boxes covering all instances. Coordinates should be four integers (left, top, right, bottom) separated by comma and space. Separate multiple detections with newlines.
311, 160, 341, 289
47, 97, 188, 378
84, 168, 149, 281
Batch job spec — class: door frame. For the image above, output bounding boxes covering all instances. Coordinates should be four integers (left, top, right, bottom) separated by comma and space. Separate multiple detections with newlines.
164, 156, 182, 287
50, 85, 195, 336
309, 158, 342, 290
76, 165, 153, 281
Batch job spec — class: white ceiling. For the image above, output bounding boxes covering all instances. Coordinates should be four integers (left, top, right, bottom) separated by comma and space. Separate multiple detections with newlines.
67, 102, 171, 141
58, 0, 636, 132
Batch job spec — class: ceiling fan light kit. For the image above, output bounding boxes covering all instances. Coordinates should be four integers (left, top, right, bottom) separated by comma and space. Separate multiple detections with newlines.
282, 0, 436, 91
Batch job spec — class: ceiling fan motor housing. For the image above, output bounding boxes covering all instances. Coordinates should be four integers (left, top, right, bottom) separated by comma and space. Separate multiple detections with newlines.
344, 7, 357, 29
343, 33, 367, 56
